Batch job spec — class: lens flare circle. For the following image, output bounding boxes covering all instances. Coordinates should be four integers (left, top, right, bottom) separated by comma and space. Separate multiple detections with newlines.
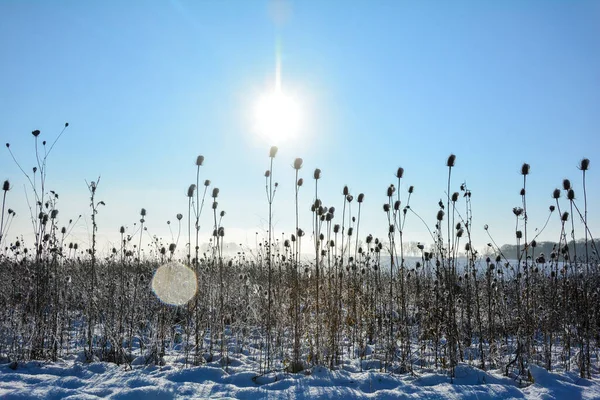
151, 261, 197, 306
254, 89, 301, 144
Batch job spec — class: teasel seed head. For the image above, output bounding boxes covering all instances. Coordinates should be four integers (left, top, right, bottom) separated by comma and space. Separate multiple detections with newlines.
562, 179, 571, 190
169, 243, 176, 253
531, 239, 537, 248
561, 212, 569, 222
212, 188, 219, 198
394, 200, 400, 211
218, 227, 225, 237
552, 189, 561, 199
408, 185, 414, 194
269, 146, 278, 158
343, 185, 349, 196
513, 207, 523, 217
32, 130, 40, 137
451, 192, 459, 202
346, 194, 353, 202
293, 157, 303, 170
2, 180, 9, 191
177, 213, 183, 220
264, 170, 270, 178
220, 210, 225, 217
297, 178, 303, 187
204, 179, 211, 187
383, 203, 390, 213
521, 163, 530, 175
347, 227, 353, 236
387, 184, 395, 197
313, 168, 321, 180
196, 155, 204, 166
187, 184, 196, 198
579, 158, 590, 171
140, 208, 147, 217
212, 201, 218, 210
396, 167, 404, 179
520, 188, 525, 196
447, 154, 456, 168
120, 226, 125, 234
333, 224, 340, 234
436, 210, 444, 221
549, 205, 555, 212
389, 224, 394, 233
567, 189, 575, 200
516, 230, 523, 239
51, 209, 59, 219
357, 193, 364, 203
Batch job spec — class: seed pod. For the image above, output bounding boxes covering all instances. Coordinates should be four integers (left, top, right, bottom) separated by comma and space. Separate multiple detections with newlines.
396, 167, 404, 179
436, 210, 444, 221
2, 180, 9, 191
269, 146, 278, 158
196, 155, 205, 166
447, 154, 456, 167
579, 158, 590, 171
187, 184, 196, 198
314, 168, 321, 180
293, 158, 303, 170
521, 163, 530, 175
552, 189, 561, 199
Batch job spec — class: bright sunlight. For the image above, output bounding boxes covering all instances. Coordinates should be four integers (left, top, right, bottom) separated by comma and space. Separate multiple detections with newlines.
254, 87, 301, 145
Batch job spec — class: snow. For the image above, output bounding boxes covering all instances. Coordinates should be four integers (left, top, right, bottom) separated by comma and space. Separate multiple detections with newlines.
2, 357, 599, 399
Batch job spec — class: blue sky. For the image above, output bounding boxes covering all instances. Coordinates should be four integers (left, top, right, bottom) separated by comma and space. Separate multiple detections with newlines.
1, 0, 599, 255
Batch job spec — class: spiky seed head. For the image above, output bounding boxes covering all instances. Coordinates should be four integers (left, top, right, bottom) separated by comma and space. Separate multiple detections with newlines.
389, 224, 394, 233
5, 143, 9, 148
408, 185, 414, 194
297, 228, 304, 237
187, 184, 196, 198
549, 205, 555, 212
204, 179, 211, 187
387, 185, 394, 197
348, 227, 353, 236
520, 188, 526, 196
346, 194, 353, 202
212, 188, 219, 198
394, 200, 400, 211
291, 234, 296, 242
218, 227, 225, 237
457, 228, 464, 238
516, 230, 523, 239
531, 240, 537, 248
328, 206, 335, 214
579, 158, 590, 171
176, 213, 183, 220
269, 146, 278, 158
140, 208, 147, 217
383, 203, 390, 213
465, 242, 470, 251
212, 201, 218, 210
562, 179, 571, 190
567, 189, 575, 200
51, 209, 59, 219
61, 226, 66, 234
343, 185, 349, 196
319, 233, 324, 241
264, 170, 270, 178
220, 210, 225, 217
196, 155, 205, 166
120, 226, 125, 234
452, 192, 459, 202
447, 154, 456, 167
552, 188, 561, 199
513, 207, 523, 217
169, 243, 176, 252
313, 168, 321, 180
32, 130, 40, 137
212, 229, 218, 237
2, 180, 9, 191
293, 158, 303, 170
357, 193, 364, 203
436, 210, 445, 221
521, 163, 530, 175
333, 224, 340, 234
561, 212, 569, 222
396, 167, 404, 179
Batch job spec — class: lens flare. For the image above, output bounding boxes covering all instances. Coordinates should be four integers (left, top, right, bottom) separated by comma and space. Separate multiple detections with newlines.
151, 261, 197, 306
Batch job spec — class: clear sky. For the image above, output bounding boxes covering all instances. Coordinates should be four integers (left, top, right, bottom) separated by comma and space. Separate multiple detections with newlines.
1, 0, 599, 257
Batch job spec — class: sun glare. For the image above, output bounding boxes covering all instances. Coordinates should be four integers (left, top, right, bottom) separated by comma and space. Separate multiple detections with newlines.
254, 88, 301, 145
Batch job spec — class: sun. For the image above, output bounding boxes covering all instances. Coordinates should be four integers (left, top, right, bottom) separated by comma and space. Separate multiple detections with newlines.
254, 88, 301, 145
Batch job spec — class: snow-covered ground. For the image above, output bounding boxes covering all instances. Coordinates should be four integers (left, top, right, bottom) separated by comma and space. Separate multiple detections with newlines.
2, 354, 599, 399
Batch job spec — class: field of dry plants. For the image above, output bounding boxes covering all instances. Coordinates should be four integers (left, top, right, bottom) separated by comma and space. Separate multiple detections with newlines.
1, 125, 598, 386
